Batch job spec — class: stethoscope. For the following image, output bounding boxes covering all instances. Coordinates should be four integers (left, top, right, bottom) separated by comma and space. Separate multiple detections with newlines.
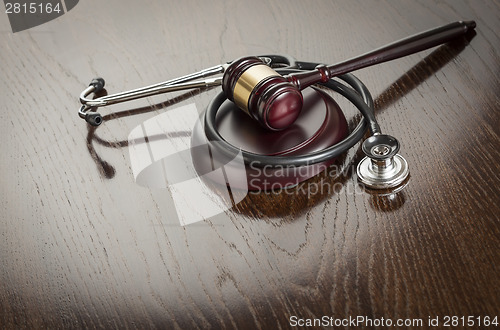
78, 21, 475, 190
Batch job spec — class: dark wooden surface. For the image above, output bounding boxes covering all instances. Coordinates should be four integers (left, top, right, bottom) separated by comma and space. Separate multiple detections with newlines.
1, 0, 499, 328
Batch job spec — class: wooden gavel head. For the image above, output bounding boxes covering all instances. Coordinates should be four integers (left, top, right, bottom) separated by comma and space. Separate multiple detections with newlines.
222, 56, 303, 131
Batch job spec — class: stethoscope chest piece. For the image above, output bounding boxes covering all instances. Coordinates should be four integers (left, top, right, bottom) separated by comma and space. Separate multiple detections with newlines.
356, 134, 409, 189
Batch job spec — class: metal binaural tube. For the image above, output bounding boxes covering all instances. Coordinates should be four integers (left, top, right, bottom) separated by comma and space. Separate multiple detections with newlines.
82, 77, 223, 107
80, 64, 227, 107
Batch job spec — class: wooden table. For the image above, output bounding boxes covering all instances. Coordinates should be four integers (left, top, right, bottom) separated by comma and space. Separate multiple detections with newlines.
1, 0, 499, 328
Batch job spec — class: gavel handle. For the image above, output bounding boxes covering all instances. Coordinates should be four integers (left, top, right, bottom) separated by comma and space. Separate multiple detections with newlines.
288, 20, 476, 90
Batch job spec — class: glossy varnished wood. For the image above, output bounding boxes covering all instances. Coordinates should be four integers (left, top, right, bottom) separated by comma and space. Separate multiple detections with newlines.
1, 0, 499, 328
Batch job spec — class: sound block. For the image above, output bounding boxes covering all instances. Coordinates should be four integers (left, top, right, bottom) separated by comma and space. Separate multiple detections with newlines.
192, 87, 348, 191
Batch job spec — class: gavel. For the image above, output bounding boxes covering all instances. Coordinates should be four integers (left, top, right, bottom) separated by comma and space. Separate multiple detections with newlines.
79, 21, 475, 129
222, 20, 475, 130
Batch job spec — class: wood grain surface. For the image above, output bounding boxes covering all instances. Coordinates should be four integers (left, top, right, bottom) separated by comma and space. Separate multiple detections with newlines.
1, 0, 499, 328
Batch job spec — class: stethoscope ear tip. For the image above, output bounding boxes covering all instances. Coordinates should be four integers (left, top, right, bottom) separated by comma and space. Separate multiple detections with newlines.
89, 77, 105, 93
85, 112, 103, 126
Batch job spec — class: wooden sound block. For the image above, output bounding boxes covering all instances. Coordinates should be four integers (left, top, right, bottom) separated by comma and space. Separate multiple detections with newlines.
192, 87, 348, 191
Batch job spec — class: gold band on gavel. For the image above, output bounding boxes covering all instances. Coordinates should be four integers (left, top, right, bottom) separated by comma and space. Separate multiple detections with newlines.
233, 64, 281, 114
